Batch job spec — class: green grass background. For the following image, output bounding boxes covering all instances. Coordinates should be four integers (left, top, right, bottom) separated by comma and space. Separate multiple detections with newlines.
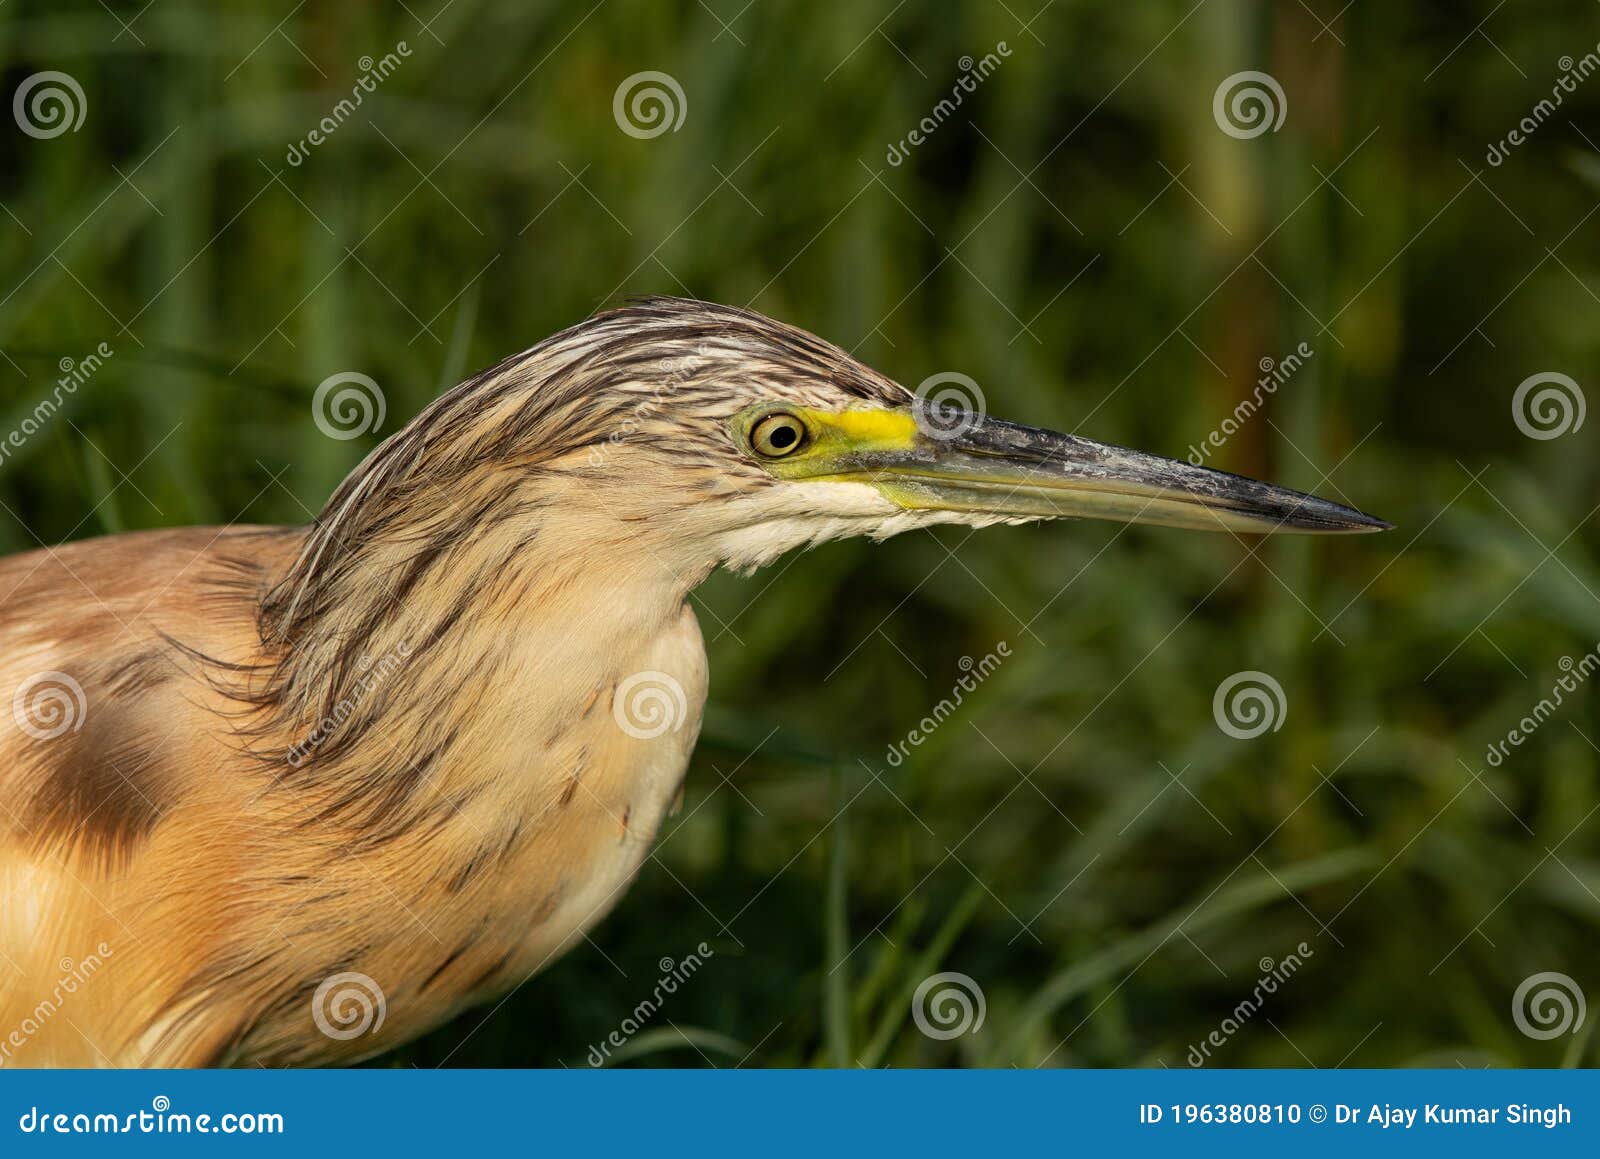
2, 0, 1598, 1067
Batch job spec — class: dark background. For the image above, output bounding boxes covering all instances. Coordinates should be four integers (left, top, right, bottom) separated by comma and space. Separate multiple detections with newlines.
2, 0, 1598, 1067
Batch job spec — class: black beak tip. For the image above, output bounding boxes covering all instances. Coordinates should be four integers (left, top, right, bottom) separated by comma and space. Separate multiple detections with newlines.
1336, 502, 1393, 532
1301, 501, 1393, 534
1249, 487, 1392, 534
1342, 518, 1394, 534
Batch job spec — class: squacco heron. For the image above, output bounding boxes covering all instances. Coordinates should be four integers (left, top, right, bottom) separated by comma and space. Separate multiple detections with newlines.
0, 298, 1387, 1066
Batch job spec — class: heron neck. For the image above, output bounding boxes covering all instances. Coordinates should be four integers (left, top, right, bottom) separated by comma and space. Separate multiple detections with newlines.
250, 497, 707, 835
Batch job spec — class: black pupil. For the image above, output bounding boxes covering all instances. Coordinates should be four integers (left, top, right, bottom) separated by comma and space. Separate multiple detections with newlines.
767, 423, 797, 449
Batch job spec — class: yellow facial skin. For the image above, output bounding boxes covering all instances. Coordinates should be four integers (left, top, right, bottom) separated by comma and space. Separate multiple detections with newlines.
728, 403, 919, 482
730, 402, 1032, 515
727, 401, 1393, 534
730, 402, 1075, 515
731, 402, 967, 516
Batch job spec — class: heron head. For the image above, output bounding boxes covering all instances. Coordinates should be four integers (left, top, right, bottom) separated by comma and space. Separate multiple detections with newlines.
289, 296, 1387, 616
537, 298, 1388, 573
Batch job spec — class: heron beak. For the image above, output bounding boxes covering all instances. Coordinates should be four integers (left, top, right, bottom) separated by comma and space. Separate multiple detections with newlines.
872, 410, 1391, 533
737, 405, 1391, 535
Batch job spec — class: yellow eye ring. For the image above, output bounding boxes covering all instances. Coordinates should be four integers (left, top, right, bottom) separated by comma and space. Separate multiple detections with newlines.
750, 413, 806, 458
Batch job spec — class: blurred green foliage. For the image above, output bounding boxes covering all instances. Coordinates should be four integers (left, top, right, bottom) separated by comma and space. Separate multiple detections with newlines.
2, 0, 1598, 1068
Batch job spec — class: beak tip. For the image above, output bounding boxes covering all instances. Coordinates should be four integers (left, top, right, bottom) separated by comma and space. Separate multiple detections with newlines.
1282, 503, 1393, 535
1244, 492, 1392, 535
1334, 507, 1393, 534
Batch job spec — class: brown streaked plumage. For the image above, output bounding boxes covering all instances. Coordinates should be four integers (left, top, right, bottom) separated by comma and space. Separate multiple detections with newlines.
0, 298, 1388, 1066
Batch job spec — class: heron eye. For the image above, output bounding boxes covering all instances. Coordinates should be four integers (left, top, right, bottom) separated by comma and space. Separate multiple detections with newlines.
751, 413, 806, 457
